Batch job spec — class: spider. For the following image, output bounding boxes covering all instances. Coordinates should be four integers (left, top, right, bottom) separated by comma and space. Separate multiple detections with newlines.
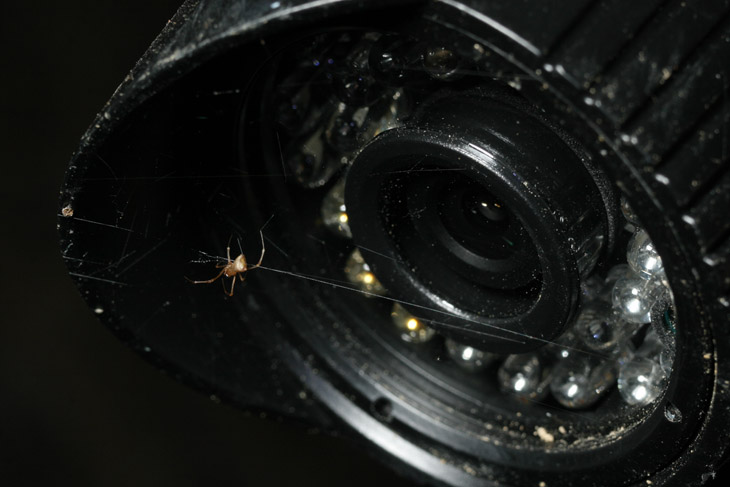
188, 230, 266, 296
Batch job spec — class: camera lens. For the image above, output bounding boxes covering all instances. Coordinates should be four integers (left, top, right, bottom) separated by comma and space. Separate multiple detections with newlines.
465, 187, 506, 224
440, 178, 527, 262
344, 85, 610, 352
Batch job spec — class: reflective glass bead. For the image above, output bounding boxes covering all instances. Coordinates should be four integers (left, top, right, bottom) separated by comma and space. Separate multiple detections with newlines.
391, 303, 435, 343
627, 229, 664, 280
618, 357, 666, 406
549, 354, 615, 409
321, 178, 352, 238
612, 276, 661, 324
498, 354, 548, 400
445, 338, 495, 372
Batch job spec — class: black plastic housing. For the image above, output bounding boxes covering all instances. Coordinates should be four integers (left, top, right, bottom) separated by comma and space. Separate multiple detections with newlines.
58, 1, 730, 486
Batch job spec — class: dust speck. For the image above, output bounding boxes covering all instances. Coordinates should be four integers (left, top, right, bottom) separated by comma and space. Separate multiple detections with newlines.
535, 426, 554, 443
61, 205, 74, 217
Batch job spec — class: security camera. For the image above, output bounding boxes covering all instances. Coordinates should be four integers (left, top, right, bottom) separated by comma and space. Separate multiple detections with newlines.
59, 1, 730, 485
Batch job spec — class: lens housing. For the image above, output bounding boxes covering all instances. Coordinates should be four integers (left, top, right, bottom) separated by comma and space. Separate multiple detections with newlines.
346, 91, 609, 352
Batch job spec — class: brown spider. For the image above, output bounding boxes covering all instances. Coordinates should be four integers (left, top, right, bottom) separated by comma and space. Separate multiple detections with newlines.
188, 231, 266, 296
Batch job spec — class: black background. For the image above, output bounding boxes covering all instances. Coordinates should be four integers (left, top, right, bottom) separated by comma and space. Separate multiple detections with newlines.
0, 1, 727, 486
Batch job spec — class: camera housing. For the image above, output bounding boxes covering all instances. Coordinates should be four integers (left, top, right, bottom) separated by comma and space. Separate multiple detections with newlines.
58, 1, 730, 485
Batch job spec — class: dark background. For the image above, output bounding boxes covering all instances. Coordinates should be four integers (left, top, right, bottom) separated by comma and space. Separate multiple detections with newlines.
0, 1, 727, 486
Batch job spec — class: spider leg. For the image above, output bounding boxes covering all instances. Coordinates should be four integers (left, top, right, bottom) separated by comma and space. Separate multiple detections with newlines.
222, 275, 234, 296
237, 237, 244, 258
225, 273, 242, 297
252, 229, 266, 268
187, 267, 226, 284
226, 235, 233, 263
235, 272, 247, 291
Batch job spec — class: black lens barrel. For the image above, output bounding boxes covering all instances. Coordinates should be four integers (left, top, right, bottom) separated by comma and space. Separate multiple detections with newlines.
345, 91, 611, 352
